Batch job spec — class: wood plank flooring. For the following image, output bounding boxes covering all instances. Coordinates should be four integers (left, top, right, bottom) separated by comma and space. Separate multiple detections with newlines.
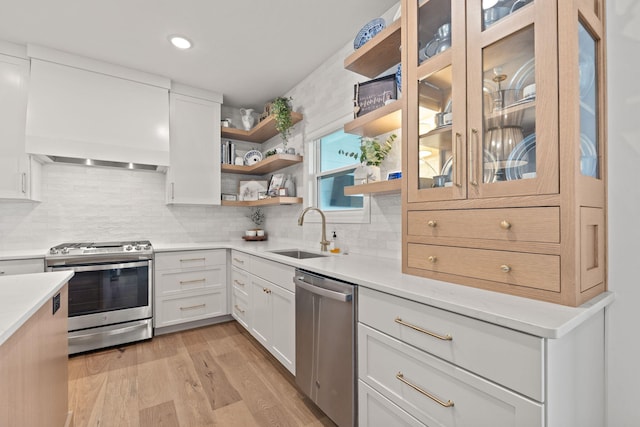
68, 320, 336, 427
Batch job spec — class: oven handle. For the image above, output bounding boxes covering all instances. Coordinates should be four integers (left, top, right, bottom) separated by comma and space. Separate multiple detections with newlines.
50, 260, 150, 273
69, 321, 149, 341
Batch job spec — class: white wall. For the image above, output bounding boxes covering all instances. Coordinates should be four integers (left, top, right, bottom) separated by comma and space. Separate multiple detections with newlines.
606, 1, 640, 425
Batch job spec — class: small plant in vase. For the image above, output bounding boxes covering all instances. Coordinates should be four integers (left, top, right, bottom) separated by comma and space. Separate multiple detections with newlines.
339, 133, 397, 183
244, 207, 266, 240
271, 96, 294, 148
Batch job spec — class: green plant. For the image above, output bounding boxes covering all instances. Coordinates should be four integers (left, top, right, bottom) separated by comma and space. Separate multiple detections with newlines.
271, 96, 294, 142
247, 207, 265, 227
338, 134, 397, 167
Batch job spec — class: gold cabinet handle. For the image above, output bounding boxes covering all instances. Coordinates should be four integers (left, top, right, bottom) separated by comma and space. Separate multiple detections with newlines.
179, 278, 206, 286
233, 257, 245, 264
180, 257, 206, 263
428, 256, 437, 263
500, 264, 512, 273
500, 220, 512, 230
233, 279, 245, 287
427, 220, 437, 228
469, 128, 479, 186
396, 372, 454, 408
179, 303, 206, 311
453, 132, 461, 187
234, 304, 245, 314
394, 317, 452, 341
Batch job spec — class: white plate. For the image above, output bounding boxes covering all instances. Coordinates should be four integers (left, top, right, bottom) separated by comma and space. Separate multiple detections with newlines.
508, 57, 535, 91
505, 133, 536, 181
580, 134, 597, 177
243, 149, 263, 166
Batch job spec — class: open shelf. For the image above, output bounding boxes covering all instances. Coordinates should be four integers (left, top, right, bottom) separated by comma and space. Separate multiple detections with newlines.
221, 154, 303, 175
344, 179, 402, 196
221, 197, 303, 207
344, 100, 402, 137
344, 19, 402, 78
221, 112, 303, 143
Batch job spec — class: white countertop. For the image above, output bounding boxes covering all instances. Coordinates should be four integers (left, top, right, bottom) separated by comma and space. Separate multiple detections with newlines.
154, 239, 615, 339
0, 271, 74, 346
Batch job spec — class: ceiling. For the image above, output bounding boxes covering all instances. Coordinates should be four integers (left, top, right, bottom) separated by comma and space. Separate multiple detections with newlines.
0, 0, 399, 109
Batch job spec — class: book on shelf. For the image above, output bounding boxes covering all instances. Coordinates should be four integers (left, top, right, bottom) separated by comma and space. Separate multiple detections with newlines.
221, 140, 236, 164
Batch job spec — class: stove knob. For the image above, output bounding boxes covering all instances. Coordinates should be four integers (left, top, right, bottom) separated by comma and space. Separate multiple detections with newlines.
125, 245, 133, 251
49, 248, 58, 255
144, 244, 152, 250
61, 248, 69, 254
134, 245, 142, 251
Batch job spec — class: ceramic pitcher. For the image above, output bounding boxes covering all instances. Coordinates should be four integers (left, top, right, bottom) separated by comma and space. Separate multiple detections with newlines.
240, 108, 255, 131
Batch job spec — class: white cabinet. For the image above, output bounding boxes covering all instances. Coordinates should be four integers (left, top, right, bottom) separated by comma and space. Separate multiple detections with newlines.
230, 250, 295, 374
0, 258, 44, 276
0, 54, 41, 201
358, 287, 606, 427
25, 51, 170, 166
166, 89, 222, 205
154, 250, 227, 331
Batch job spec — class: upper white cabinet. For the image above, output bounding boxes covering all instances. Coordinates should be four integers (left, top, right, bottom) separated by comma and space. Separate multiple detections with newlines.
0, 53, 41, 201
25, 46, 170, 167
166, 85, 222, 205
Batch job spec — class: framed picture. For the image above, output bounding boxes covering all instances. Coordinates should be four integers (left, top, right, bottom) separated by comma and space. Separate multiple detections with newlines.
354, 73, 397, 118
267, 173, 285, 196
239, 180, 268, 201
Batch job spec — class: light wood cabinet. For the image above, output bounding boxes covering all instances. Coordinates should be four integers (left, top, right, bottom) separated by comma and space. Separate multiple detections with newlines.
402, 0, 607, 306
0, 54, 41, 201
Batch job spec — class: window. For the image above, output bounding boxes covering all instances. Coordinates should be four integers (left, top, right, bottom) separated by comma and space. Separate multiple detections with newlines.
308, 128, 370, 223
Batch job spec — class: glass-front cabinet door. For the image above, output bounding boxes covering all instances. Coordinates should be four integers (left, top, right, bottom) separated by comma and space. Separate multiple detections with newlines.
466, 0, 559, 199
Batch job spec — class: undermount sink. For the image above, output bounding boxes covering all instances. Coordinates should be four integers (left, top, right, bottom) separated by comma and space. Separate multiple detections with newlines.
269, 249, 327, 259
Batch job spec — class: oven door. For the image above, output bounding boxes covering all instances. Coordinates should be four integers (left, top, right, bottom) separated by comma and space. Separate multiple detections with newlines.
50, 260, 152, 331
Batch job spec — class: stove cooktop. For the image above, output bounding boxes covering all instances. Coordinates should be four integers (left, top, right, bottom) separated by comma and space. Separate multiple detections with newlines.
47, 240, 153, 257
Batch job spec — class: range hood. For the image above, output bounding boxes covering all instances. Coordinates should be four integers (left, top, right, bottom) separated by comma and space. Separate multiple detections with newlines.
44, 156, 165, 172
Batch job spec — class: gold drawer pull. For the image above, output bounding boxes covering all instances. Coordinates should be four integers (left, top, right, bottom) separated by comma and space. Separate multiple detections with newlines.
396, 372, 454, 408
233, 257, 245, 264
179, 278, 206, 285
500, 220, 512, 230
180, 303, 206, 311
500, 264, 512, 273
394, 317, 452, 341
234, 304, 245, 314
180, 257, 206, 263
233, 279, 245, 287
427, 220, 437, 228
428, 256, 437, 263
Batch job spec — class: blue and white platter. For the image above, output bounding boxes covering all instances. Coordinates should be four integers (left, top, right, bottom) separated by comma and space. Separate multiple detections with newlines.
354, 18, 386, 50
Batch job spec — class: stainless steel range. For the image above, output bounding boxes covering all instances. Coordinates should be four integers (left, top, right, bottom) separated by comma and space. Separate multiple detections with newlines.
46, 240, 153, 354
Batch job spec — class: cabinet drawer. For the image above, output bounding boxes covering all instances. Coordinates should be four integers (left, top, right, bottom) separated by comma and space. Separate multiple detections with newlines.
407, 243, 560, 292
407, 207, 560, 243
230, 266, 249, 297
155, 249, 225, 271
156, 291, 226, 327
252, 256, 295, 292
0, 258, 44, 276
358, 324, 543, 427
359, 287, 544, 401
231, 287, 249, 330
359, 380, 426, 427
156, 267, 224, 296
230, 250, 252, 270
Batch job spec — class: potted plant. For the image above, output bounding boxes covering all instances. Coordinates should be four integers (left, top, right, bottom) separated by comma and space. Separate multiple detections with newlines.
339, 133, 397, 182
245, 207, 266, 239
271, 96, 294, 144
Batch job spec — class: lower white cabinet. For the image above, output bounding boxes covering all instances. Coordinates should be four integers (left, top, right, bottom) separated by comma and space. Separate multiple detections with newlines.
230, 250, 295, 374
358, 287, 606, 427
154, 250, 227, 330
0, 258, 44, 276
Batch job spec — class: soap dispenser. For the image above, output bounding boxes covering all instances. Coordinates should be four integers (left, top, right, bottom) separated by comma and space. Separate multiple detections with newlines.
329, 231, 341, 254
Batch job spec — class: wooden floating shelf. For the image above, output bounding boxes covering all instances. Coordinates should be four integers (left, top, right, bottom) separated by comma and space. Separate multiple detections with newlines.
221, 154, 303, 175
221, 197, 303, 207
344, 179, 402, 196
221, 112, 303, 143
344, 19, 402, 78
344, 100, 402, 137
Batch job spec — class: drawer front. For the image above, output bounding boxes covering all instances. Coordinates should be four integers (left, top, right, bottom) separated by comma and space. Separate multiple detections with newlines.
156, 291, 227, 327
230, 250, 252, 270
358, 324, 543, 427
407, 207, 560, 243
252, 256, 295, 292
359, 287, 544, 401
0, 258, 44, 275
359, 380, 426, 427
231, 287, 249, 330
155, 249, 226, 271
230, 266, 250, 297
156, 267, 225, 296
407, 243, 560, 292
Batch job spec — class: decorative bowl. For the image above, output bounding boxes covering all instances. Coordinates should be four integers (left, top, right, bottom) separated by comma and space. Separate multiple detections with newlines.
354, 18, 386, 50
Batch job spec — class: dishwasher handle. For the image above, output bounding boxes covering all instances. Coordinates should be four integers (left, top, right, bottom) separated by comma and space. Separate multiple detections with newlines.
294, 275, 353, 302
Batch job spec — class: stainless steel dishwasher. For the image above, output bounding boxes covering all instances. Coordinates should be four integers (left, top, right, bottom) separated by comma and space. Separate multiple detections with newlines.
294, 269, 356, 427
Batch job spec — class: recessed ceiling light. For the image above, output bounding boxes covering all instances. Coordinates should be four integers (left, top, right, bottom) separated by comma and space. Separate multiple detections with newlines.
169, 35, 192, 50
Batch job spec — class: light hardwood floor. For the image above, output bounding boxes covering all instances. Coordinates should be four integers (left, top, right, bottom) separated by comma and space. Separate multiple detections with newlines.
68, 320, 336, 427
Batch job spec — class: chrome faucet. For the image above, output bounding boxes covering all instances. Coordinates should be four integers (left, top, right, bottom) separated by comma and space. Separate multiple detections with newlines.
297, 207, 330, 252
